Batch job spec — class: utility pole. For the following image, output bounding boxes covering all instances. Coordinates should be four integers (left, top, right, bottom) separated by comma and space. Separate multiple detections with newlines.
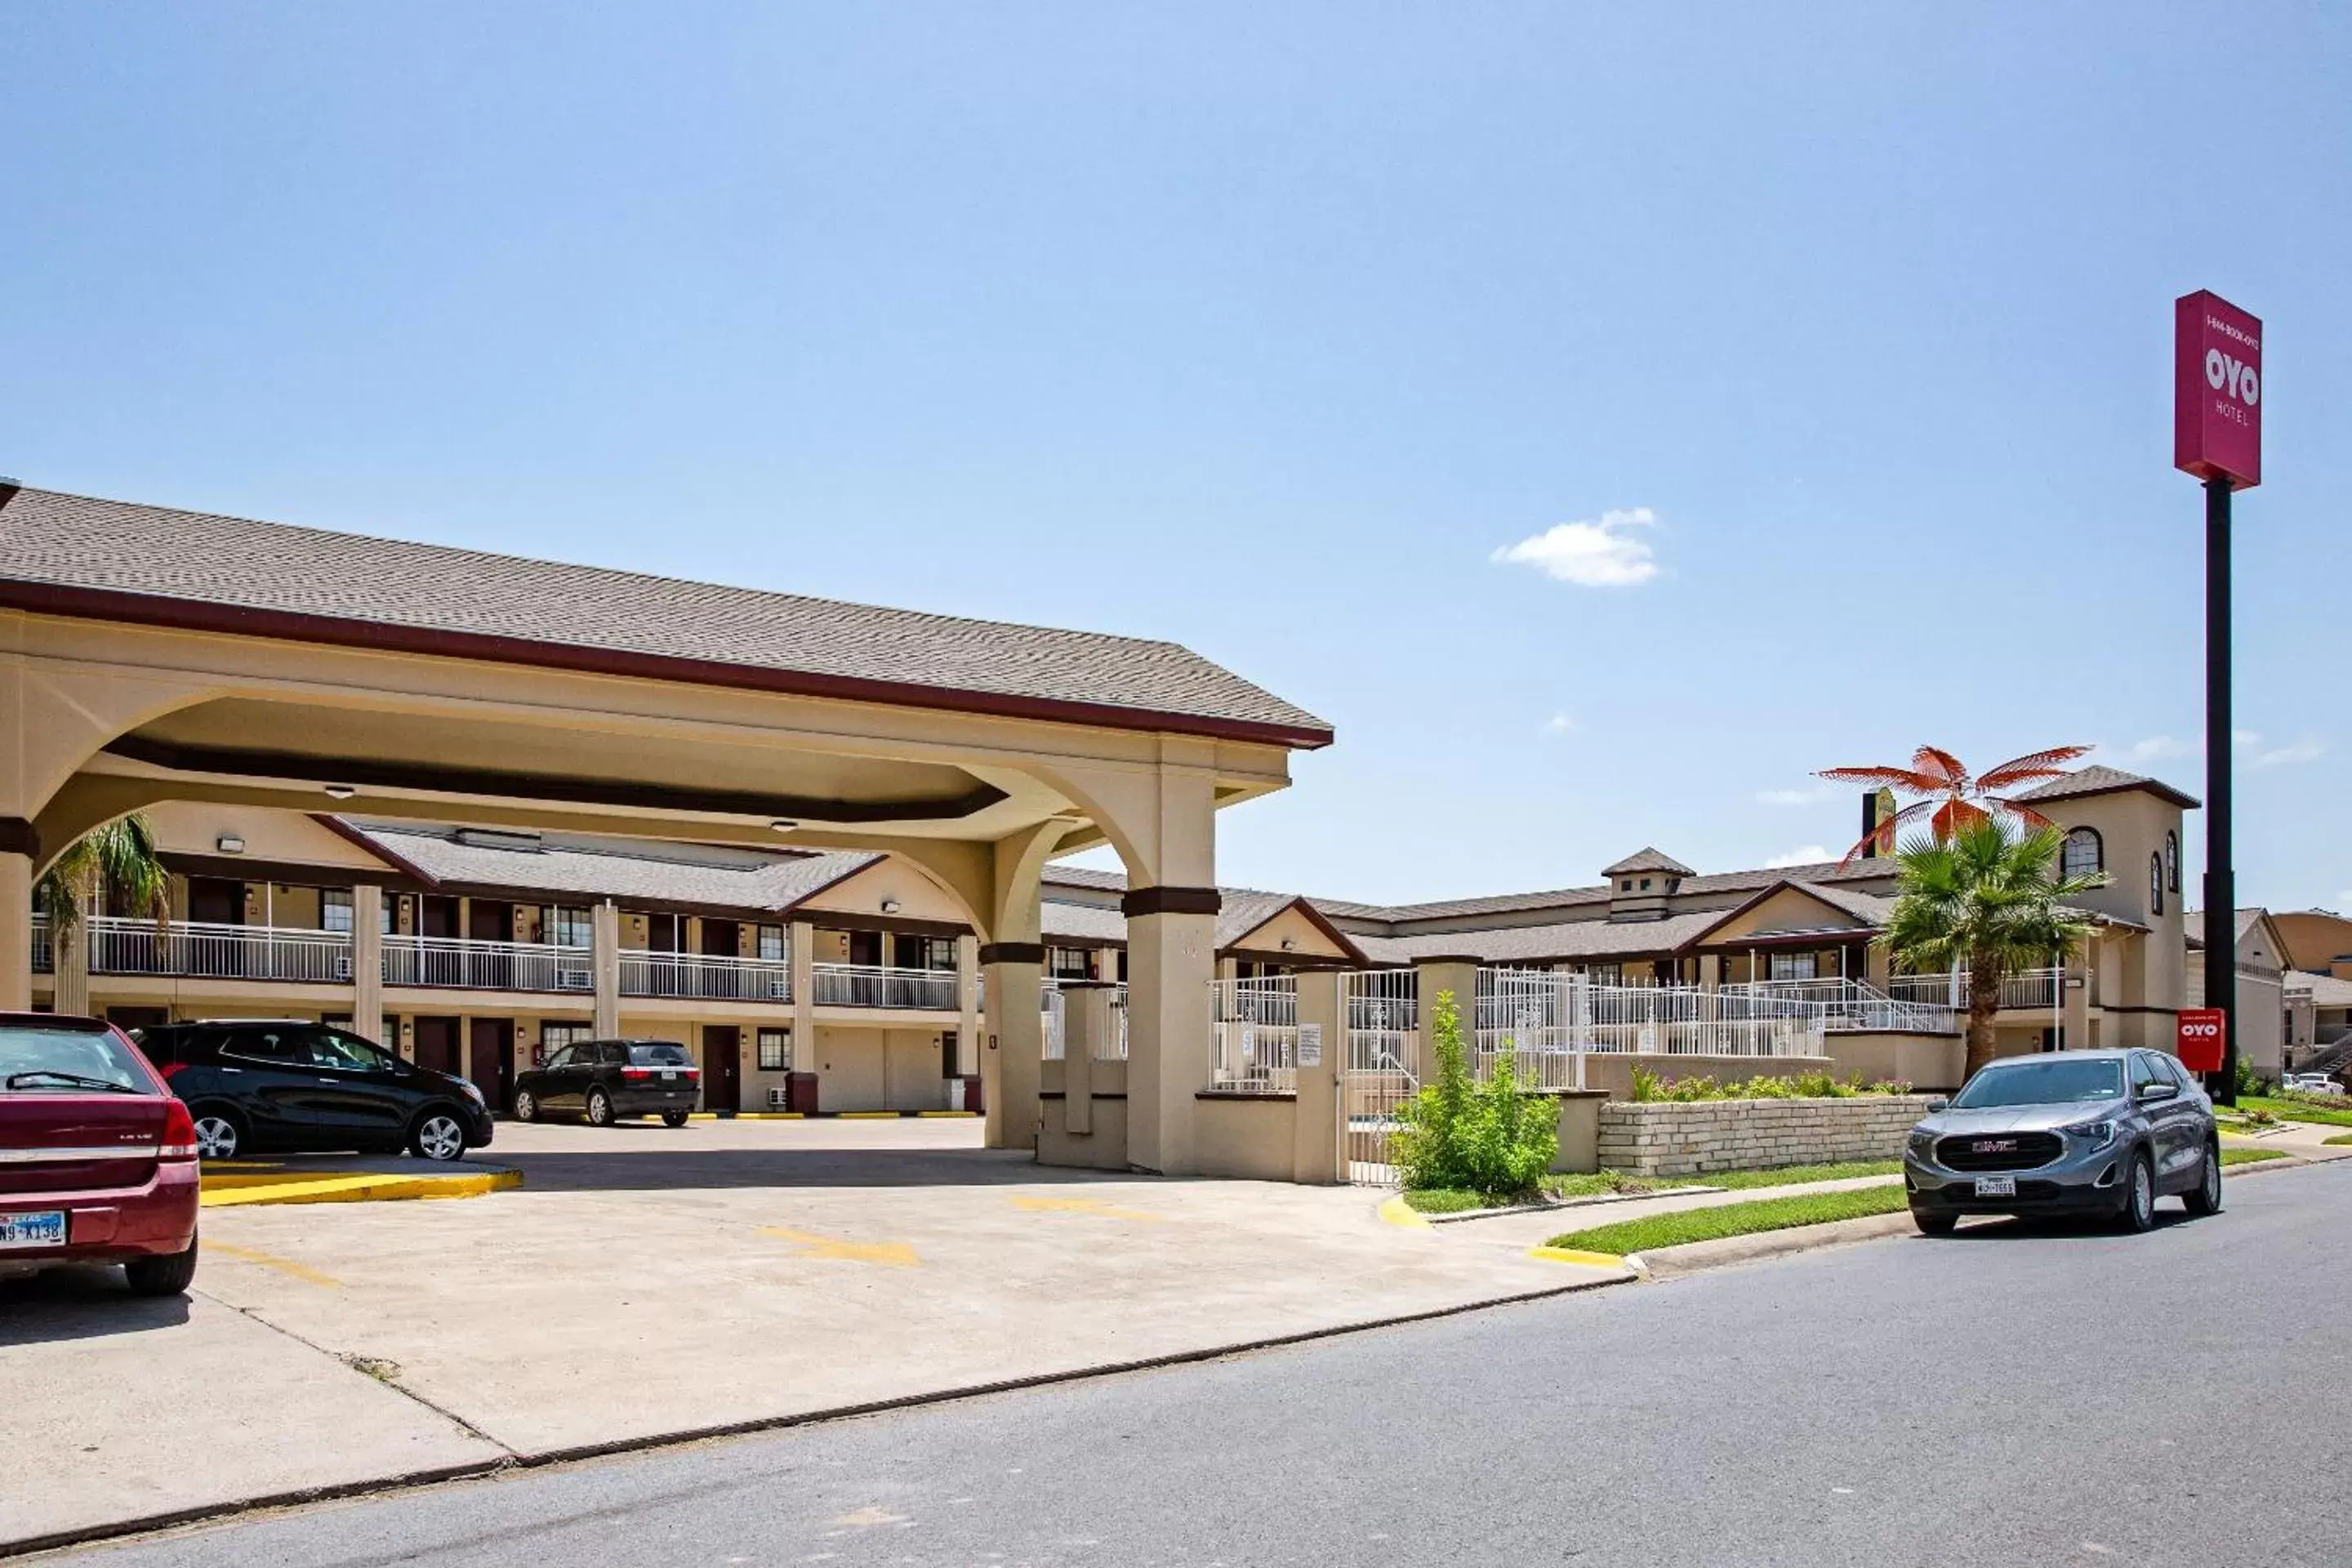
2203, 474, 2236, 1106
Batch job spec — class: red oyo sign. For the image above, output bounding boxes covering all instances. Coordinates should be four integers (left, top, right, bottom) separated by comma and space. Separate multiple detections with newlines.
2174, 290, 2261, 488
2176, 1008, 2227, 1073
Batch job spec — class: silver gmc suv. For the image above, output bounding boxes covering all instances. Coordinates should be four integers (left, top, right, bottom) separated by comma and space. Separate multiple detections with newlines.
1904, 1049, 2221, 1235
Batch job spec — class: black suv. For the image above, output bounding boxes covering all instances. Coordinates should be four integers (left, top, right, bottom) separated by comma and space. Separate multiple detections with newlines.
131, 1019, 496, 1163
513, 1039, 700, 1128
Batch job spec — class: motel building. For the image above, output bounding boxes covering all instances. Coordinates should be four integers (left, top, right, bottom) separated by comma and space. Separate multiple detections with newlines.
0, 482, 2254, 1183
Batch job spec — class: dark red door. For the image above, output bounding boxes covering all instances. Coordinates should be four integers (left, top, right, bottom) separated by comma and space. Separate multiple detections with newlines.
702, 1026, 741, 1114
702, 919, 739, 956
187, 878, 243, 925
468, 1018, 514, 1113
420, 897, 460, 938
412, 1016, 461, 1076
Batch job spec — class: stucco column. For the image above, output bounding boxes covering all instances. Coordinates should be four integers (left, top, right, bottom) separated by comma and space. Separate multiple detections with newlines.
1292, 969, 1344, 1183
1414, 957, 1481, 1080
351, 884, 385, 1045
592, 900, 621, 1037
52, 886, 91, 1018
1062, 981, 1118, 1135
791, 919, 816, 1073
955, 933, 979, 1079
0, 849, 32, 1013
2062, 936, 2094, 1052
982, 949, 1045, 1149
1125, 893, 1217, 1175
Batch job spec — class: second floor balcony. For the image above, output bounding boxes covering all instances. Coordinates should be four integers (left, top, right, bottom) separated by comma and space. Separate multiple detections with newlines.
1888, 966, 2064, 1012
620, 949, 792, 1002
811, 962, 961, 1011
386, 935, 594, 994
79, 915, 355, 984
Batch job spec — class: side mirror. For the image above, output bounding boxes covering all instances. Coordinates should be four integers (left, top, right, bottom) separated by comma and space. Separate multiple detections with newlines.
1926, 1098, 1949, 1114
2138, 1080, 2178, 1103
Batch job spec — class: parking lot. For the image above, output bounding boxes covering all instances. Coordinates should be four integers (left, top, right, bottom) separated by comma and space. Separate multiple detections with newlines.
3, 1117, 1622, 1551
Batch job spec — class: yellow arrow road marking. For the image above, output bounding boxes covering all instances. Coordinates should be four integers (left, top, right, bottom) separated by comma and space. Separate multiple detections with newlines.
757, 1227, 923, 1267
206, 1241, 343, 1288
1009, 1195, 1166, 1223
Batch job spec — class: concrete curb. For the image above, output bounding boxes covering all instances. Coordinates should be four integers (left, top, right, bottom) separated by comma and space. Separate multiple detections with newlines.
2, 1269, 1635, 1561
199, 1169, 523, 1209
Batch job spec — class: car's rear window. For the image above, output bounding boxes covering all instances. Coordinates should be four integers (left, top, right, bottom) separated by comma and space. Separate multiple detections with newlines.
1951, 1058, 2125, 1109
628, 1043, 691, 1066
0, 1024, 155, 1094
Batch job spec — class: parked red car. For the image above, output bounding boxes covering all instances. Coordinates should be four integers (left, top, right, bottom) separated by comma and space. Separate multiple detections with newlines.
0, 1013, 201, 1296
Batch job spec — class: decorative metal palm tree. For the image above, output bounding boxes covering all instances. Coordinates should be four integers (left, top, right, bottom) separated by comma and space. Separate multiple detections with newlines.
1818, 744, 2091, 861
1880, 818, 2107, 1077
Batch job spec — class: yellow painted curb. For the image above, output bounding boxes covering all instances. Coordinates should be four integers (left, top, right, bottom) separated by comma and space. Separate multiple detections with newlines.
201, 1169, 523, 1208
1528, 1245, 1627, 1269
917, 1111, 978, 1118
838, 1111, 902, 1120
1378, 1195, 1432, 1229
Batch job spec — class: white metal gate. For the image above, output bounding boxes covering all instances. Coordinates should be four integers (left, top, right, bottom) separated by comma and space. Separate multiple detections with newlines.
1341, 969, 1419, 1185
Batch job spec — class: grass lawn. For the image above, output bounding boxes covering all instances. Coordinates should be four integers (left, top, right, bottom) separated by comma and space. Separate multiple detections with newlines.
1408, 1160, 1909, 1213
2222, 1147, 2289, 1167
1548, 1185, 1909, 1257
2234, 1096, 2352, 1129
2328, 1134, 2352, 1147
1689, 1159, 1900, 1190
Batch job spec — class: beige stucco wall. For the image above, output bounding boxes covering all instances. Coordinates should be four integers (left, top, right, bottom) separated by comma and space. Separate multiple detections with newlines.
2046, 788, 2186, 1013
1702, 887, 1872, 945
1824, 1031, 1967, 1091
1226, 904, 1352, 964
1191, 1094, 1298, 1182
144, 801, 394, 873
800, 856, 973, 929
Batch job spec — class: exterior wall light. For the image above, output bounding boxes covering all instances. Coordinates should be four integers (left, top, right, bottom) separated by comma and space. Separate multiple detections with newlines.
880, 898, 902, 915
216, 835, 246, 854
323, 785, 357, 800
769, 819, 797, 833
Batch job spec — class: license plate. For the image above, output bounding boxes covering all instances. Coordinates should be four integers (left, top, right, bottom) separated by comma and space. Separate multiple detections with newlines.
661, 1070, 677, 1081
0, 1211, 67, 1250
1973, 1176, 2017, 1199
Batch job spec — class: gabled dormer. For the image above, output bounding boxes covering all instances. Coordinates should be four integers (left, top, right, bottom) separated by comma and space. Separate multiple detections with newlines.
1603, 847, 1694, 923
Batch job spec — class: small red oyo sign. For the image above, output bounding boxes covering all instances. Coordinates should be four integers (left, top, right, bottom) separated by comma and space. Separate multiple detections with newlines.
2174, 290, 2261, 488
2176, 1008, 2227, 1073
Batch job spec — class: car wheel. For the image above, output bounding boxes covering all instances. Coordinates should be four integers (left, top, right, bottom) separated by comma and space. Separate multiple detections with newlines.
2118, 1151, 2158, 1233
662, 1109, 688, 1128
586, 1089, 615, 1128
1912, 1208, 1958, 1236
2184, 1140, 2225, 1218
512, 1088, 538, 1124
410, 1110, 469, 1162
124, 1233, 199, 1298
191, 1108, 244, 1161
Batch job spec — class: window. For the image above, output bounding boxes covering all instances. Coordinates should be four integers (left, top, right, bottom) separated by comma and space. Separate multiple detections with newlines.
309, 1029, 395, 1072
2129, 1052, 2163, 1095
2060, 827, 2103, 880
757, 1027, 791, 1071
1048, 946, 1094, 981
540, 1022, 594, 1058
1769, 951, 1820, 981
898, 934, 959, 972
2165, 831, 2180, 894
220, 1028, 305, 1067
628, 1042, 692, 1066
550, 907, 593, 949
757, 924, 786, 961
541, 1045, 577, 1071
2149, 853, 2165, 915
321, 889, 354, 934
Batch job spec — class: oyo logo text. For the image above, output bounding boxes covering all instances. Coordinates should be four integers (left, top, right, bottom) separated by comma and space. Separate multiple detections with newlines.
2205, 349, 2260, 408
2181, 1019, 2221, 1038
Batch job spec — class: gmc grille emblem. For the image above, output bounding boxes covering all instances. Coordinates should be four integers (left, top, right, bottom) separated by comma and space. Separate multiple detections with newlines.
1972, 1139, 2017, 1153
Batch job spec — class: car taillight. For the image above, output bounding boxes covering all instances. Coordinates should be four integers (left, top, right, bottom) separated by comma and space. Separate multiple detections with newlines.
621, 1066, 653, 1080
159, 1098, 199, 1161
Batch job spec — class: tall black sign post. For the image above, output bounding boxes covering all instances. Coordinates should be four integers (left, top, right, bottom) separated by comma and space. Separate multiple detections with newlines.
2175, 289, 2261, 1107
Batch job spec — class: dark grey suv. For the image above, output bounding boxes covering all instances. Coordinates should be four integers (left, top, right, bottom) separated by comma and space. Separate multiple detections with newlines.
1904, 1049, 2221, 1235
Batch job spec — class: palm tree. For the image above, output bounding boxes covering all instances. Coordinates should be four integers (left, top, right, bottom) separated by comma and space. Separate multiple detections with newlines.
1819, 744, 2091, 861
1880, 818, 2107, 1077
35, 813, 172, 941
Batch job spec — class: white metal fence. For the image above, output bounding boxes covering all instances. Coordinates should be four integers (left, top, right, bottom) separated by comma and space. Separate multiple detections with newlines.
1209, 975, 1298, 1094
1469, 969, 1833, 1089
808, 961, 956, 1009
1343, 968, 1420, 1184
1722, 978, 1957, 1034
84, 916, 354, 983
385, 935, 594, 993
1038, 981, 1129, 1062
1889, 966, 2062, 1013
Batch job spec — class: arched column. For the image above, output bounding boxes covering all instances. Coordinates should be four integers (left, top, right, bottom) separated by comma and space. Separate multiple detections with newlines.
979, 821, 1065, 1151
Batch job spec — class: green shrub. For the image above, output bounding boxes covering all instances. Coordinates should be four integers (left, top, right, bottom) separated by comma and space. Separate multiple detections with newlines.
1624, 1069, 1912, 1103
1390, 991, 1558, 1199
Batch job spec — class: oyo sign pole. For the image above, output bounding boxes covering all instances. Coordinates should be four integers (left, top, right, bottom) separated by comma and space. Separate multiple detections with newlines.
2176, 291, 2261, 1105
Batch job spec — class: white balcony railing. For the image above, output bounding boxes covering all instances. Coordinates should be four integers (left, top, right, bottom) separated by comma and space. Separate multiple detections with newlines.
385, 935, 593, 994
1888, 966, 2063, 1013
1472, 969, 1829, 1088
621, 949, 793, 1002
811, 962, 959, 1011
85, 916, 354, 983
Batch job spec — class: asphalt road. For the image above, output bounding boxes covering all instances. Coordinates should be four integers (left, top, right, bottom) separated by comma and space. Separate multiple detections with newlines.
59, 1162, 2352, 1568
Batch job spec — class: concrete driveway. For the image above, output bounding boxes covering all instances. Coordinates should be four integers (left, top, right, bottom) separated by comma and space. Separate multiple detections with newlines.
2, 1117, 1622, 1552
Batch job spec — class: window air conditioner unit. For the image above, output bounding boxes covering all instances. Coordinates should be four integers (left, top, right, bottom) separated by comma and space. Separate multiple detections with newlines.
768, 1087, 792, 1110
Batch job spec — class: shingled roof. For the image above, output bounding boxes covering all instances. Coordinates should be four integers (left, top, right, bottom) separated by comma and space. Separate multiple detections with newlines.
343, 821, 881, 914
2017, 765, 2199, 811
0, 486, 1333, 748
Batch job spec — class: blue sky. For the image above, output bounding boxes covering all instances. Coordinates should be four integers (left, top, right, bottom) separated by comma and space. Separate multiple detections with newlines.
5, 4, 2346, 909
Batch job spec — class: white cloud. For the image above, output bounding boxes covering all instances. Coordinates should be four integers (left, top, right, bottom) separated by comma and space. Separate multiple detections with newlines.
1543, 711, 1575, 736
2100, 731, 2323, 769
1757, 785, 1836, 807
2126, 735, 2193, 762
1763, 844, 1832, 869
1490, 508, 1660, 588
2250, 735, 2325, 769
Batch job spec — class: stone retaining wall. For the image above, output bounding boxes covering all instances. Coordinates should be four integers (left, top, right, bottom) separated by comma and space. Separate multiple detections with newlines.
1597, 1094, 1939, 1178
